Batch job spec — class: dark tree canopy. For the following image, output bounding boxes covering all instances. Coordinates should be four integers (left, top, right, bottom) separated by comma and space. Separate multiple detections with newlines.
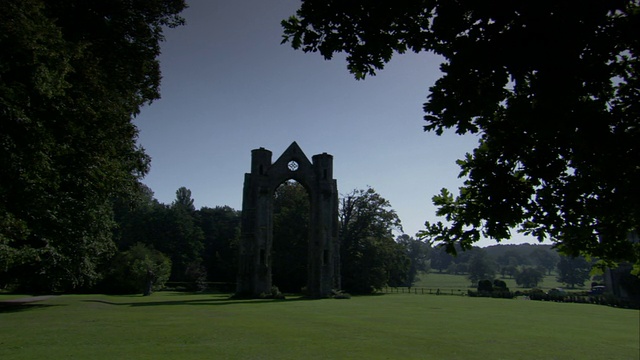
514, 267, 545, 288
557, 255, 592, 288
198, 205, 240, 284
0, 0, 186, 291
396, 234, 430, 287
340, 187, 406, 293
282, 1, 640, 267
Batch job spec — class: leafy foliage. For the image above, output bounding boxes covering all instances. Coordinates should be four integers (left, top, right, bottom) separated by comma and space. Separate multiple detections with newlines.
556, 255, 592, 288
396, 234, 430, 287
530, 248, 560, 275
113, 187, 204, 283
101, 243, 171, 295
174, 187, 196, 212
467, 249, 496, 285
282, 0, 640, 266
515, 267, 545, 288
198, 205, 240, 284
0, 0, 186, 291
429, 245, 453, 273
339, 188, 406, 293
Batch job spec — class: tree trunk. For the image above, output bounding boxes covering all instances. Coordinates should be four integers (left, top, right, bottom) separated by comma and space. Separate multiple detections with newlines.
143, 270, 154, 296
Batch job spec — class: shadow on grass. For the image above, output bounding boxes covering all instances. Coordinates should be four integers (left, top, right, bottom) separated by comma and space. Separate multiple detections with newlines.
82, 294, 323, 308
0, 304, 59, 314
0, 295, 60, 313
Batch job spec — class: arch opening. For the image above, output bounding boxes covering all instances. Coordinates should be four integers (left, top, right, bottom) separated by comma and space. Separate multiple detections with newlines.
237, 142, 340, 298
272, 180, 310, 293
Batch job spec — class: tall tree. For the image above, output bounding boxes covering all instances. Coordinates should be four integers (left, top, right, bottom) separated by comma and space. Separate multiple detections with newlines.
0, 0, 186, 291
340, 187, 405, 293
514, 267, 545, 288
282, 1, 640, 267
113, 187, 204, 283
467, 249, 497, 285
101, 243, 172, 296
173, 187, 196, 212
429, 245, 453, 273
198, 205, 240, 284
496, 250, 529, 268
396, 234, 430, 287
530, 248, 560, 275
557, 255, 592, 289
167, 188, 204, 282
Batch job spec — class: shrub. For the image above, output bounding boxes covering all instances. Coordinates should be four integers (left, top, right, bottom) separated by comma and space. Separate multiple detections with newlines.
99, 243, 171, 295
515, 267, 544, 288
524, 288, 548, 301
477, 279, 493, 296
493, 279, 507, 289
260, 286, 285, 299
184, 262, 208, 292
331, 289, 351, 299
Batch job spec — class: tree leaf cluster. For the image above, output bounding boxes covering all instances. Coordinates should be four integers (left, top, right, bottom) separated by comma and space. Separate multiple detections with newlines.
282, 0, 640, 266
339, 187, 408, 293
111, 187, 240, 290
0, 0, 186, 292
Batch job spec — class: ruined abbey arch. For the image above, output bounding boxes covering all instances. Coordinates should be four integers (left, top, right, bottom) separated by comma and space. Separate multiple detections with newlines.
236, 142, 340, 298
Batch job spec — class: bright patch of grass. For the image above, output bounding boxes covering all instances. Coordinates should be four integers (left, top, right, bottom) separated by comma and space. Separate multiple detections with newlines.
414, 272, 585, 291
1, 292, 637, 359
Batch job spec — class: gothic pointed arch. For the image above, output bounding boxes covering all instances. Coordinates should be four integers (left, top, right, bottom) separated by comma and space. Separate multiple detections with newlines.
237, 142, 340, 297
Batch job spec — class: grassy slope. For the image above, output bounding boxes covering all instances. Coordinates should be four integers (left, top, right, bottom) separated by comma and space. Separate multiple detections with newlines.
413, 272, 581, 291
1, 292, 638, 359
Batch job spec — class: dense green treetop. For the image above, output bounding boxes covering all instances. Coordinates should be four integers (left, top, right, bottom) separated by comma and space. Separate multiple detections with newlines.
0, 0, 186, 291
339, 187, 406, 293
396, 234, 430, 287
514, 267, 544, 288
467, 249, 496, 285
282, 1, 640, 267
198, 205, 240, 284
173, 187, 196, 212
556, 255, 592, 288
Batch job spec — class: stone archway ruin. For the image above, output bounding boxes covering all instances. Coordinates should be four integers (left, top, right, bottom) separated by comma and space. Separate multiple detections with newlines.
236, 142, 340, 298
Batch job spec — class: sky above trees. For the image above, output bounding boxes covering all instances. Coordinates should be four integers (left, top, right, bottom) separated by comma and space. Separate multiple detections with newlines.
134, 0, 535, 245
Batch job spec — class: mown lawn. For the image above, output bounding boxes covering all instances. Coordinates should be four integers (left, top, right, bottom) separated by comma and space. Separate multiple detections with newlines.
413, 272, 583, 291
1, 292, 637, 359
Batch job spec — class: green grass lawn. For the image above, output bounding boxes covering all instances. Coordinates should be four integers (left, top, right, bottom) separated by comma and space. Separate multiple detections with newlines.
1, 292, 637, 359
413, 272, 584, 291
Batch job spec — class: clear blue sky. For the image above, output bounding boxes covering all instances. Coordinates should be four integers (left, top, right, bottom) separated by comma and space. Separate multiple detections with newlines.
135, 0, 536, 246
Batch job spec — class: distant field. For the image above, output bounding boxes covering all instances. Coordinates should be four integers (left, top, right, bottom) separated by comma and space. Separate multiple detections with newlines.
1, 292, 637, 359
413, 271, 584, 291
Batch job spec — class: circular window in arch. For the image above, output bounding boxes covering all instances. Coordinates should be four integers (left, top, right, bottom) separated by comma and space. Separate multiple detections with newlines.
287, 160, 299, 171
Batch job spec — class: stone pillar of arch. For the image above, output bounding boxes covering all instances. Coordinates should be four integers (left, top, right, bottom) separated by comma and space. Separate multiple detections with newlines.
236, 142, 340, 298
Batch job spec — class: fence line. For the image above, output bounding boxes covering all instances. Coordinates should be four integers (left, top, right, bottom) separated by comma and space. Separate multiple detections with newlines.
381, 287, 467, 296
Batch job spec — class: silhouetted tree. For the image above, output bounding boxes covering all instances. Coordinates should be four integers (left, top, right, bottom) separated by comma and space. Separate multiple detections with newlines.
557, 255, 591, 289
163, 189, 204, 281
198, 206, 240, 284
467, 250, 496, 285
397, 234, 430, 287
515, 267, 545, 288
496, 250, 529, 268
340, 187, 404, 293
530, 248, 560, 275
430, 245, 453, 273
101, 243, 171, 295
0, 0, 186, 292
282, 0, 640, 267
173, 187, 196, 212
